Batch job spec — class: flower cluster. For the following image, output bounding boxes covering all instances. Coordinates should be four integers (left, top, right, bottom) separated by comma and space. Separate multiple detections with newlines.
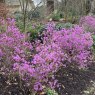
52, 26, 93, 68
79, 16, 95, 33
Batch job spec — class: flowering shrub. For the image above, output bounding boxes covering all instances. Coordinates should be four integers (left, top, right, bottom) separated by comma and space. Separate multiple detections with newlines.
79, 16, 95, 33
52, 26, 93, 68
40, 24, 93, 68
0, 18, 93, 93
14, 24, 93, 91
0, 19, 60, 92
0, 18, 32, 70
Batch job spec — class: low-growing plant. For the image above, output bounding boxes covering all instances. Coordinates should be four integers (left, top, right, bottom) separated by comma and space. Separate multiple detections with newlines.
46, 88, 58, 95
14, 11, 23, 21
56, 22, 74, 30
51, 11, 63, 21
28, 23, 44, 41
28, 10, 40, 20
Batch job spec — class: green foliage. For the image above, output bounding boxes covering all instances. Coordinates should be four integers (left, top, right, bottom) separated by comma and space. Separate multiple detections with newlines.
92, 35, 95, 41
28, 10, 40, 20
16, 18, 44, 41
16, 20, 24, 32
51, 11, 64, 21
52, 14, 60, 21
14, 12, 23, 21
92, 35, 95, 52
46, 88, 58, 95
56, 22, 74, 29
28, 23, 44, 40
64, 9, 80, 23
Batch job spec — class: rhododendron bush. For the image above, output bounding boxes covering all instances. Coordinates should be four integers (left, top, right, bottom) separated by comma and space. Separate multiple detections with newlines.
0, 18, 93, 92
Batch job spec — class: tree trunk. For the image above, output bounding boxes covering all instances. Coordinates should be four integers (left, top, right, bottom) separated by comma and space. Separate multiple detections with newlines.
89, 0, 95, 15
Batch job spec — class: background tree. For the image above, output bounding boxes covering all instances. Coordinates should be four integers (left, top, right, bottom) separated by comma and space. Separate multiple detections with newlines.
19, 0, 30, 32
89, 0, 95, 15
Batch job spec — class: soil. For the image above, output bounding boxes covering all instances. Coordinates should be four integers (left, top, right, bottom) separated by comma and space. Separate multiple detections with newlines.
55, 63, 95, 95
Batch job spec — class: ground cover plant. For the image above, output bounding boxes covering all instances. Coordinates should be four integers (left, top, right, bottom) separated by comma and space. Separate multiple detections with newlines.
0, 16, 94, 95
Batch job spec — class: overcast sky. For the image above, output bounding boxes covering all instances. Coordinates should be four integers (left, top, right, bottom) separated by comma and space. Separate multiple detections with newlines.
33, 0, 61, 6
33, 0, 41, 6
